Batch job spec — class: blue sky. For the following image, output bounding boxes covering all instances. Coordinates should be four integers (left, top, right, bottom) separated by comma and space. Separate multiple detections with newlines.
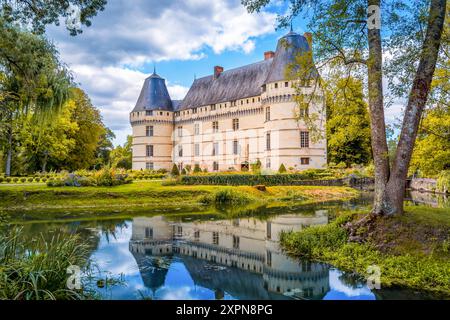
46, 0, 402, 146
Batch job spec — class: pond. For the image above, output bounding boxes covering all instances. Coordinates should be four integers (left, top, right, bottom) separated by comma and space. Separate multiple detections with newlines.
3, 192, 448, 300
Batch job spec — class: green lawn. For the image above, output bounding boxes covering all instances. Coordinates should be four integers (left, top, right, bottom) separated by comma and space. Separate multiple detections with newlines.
0, 180, 359, 220
280, 205, 450, 297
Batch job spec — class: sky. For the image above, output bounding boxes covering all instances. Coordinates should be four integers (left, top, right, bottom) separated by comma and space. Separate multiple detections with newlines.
46, 0, 403, 146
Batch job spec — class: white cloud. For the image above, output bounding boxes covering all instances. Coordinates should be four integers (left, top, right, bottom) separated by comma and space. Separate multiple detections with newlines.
47, 0, 277, 145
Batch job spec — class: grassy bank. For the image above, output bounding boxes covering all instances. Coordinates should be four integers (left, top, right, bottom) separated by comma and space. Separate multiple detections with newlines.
280, 206, 450, 297
0, 180, 358, 217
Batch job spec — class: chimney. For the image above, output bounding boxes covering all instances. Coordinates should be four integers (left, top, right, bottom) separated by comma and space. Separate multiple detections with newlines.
264, 51, 275, 60
304, 32, 313, 48
214, 66, 224, 79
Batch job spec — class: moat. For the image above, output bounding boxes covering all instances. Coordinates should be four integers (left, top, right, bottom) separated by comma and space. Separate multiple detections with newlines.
4, 191, 448, 300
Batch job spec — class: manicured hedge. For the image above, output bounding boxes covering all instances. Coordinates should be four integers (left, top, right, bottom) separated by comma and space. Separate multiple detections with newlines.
181, 174, 343, 186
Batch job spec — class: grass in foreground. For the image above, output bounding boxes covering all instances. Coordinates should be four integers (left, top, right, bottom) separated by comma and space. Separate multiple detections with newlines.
280, 206, 450, 297
0, 229, 92, 300
0, 180, 358, 216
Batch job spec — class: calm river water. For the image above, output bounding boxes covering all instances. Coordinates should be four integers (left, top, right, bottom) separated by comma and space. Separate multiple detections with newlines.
5, 191, 449, 300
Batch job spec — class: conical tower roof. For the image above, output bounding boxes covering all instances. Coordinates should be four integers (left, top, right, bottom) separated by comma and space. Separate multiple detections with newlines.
133, 70, 173, 112
264, 30, 316, 84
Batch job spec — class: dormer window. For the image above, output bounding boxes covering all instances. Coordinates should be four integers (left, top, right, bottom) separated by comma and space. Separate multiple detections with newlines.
262, 84, 266, 92
146, 110, 153, 116
275, 83, 278, 89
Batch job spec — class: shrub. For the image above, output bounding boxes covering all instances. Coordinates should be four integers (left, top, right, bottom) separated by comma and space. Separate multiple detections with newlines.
181, 168, 187, 175
278, 164, 287, 173
20, 177, 27, 183
12, 177, 19, 183
171, 164, 180, 176
0, 177, 4, 183
185, 165, 192, 173
161, 178, 179, 186
6, 177, 11, 183
41, 178, 47, 183
27, 177, 34, 183
336, 162, 347, 169
193, 164, 202, 174
34, 177, 41, 183
200, 189, 253, 205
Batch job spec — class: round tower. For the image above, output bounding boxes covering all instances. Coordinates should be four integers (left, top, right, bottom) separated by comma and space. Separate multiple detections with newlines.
130, 71, 175, 171
261, 30, 327, 172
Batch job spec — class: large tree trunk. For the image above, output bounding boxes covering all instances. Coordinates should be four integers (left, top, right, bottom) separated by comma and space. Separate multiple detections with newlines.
367, 0, 390, 214
381, 0, 447, 215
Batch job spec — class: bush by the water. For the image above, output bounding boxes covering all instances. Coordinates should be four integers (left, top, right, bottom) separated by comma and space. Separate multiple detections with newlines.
437, 171, 450, 194
0, 229, 91, 300
200, 188, 253, 205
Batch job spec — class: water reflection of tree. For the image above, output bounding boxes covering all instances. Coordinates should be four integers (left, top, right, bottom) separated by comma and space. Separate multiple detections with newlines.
338, 272, 365, 290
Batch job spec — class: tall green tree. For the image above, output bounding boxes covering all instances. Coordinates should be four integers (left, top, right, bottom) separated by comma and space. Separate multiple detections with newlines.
0, 18, 71, 176
0, 0, 107, 35
243, 0, 447, 215
110, 136, 132, 170
326, 77, 372, 166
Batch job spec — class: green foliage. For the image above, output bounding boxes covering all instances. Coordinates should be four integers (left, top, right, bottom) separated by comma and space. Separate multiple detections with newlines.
193, 164, 202, 174
200, 189, 253, 206
278, 163, 287, 173
181, 168, 187, 175
0, 228, 92, 300
110, 135, 132, 170
437, 171, 450, 194
181, 172, 338, 186
171, 164, 180, 176
0, 0, 107, 35
410, 107, 450, 177
46, 168, 132, 188
325, 77, 372, 166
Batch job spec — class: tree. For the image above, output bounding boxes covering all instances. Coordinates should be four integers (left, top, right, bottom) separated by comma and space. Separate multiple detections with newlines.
110, 136, 132, 170
0, 0, 107, 35
278, 163, 287, 173
410, 106, 450, 176
94, 127, 115, 169
243, 0, 447, 215
326, 77, 372, 166
0, 18, 71, 175
65, 88, 107, 170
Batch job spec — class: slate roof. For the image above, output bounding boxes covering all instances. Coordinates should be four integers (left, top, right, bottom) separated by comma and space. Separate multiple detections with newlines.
179, 59, 273, 110
133, 72, 173, 112
132, 30, 315, 113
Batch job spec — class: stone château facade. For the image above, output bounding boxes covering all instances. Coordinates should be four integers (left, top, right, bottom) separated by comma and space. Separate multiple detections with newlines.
130, 30, 327, 172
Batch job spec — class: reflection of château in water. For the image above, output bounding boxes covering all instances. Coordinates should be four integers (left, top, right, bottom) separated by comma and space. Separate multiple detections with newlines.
129, 211, 331, 300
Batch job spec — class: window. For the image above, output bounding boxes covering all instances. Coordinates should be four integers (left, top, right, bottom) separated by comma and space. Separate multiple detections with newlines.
213, 161, 219, 171
233, 140, 239, 155
178, 126, 183, 137
300, 131, 310, 148
266, 158, 271, 169
285, 81, 289, 87
266, 133, 271, 151
146, 162, 154, 170
267, 250, 272, 267
274, 83, 278, 89
194, 230, 200, 241
178, 145, 183, 157
262, 84, 266, 92
212, 121, 219, 133
232, 118, 239, 131
146, 126, 154, 137
265, 107, 270, 122
212, 142, 219, 156
194, 143, 200, 157
192, 108, 197, 114
212, 232, 219, 245
194, 123, 200, 135
145, 227, 153, 239
211, 104, 216, 111
160, 112, 163, 115
301, 157, 310, 165
146, 110, 153, 116
146, 145, 154, 157
233, 236, 240, 249
267, 222, 272, 239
